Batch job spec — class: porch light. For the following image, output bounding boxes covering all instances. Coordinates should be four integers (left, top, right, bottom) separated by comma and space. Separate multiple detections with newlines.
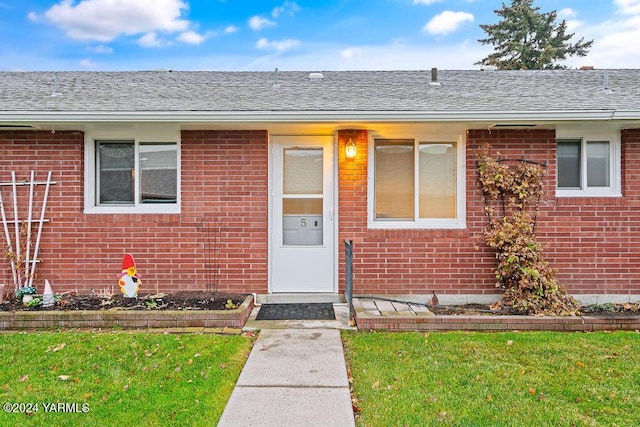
345, 138, 357, 159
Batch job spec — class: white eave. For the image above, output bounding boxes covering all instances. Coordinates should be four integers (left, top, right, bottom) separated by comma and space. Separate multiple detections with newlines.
0, 109, 636, 125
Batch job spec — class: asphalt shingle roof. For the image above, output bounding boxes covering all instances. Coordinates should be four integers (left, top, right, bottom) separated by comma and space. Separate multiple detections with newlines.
0, 69, 638, 113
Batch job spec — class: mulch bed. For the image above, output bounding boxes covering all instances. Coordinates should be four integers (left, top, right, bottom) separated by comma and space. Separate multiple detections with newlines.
0, 291, 247, 312
429, 302, 640, 317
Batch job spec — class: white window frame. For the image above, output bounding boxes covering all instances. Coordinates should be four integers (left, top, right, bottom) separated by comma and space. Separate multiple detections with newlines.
367, 132, 466, 229
84, 127, 181, 214
555, 128, 621, 198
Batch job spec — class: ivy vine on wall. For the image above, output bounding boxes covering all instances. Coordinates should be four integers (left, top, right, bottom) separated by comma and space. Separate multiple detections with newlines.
476, 144, 579, 316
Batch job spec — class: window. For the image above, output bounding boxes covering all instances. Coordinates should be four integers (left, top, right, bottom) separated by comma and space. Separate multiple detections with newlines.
85, 131, 180, 213
369, 137, 465, 229
556, 135, 620, 197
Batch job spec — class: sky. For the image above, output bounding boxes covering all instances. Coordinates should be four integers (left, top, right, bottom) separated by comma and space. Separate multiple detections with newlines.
1, 0, 639, 71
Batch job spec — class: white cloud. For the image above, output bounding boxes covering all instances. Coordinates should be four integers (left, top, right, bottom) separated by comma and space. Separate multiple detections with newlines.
87, 45, 113, 54
248, 40, 491, 71
557, 8, 578, 19
34, 0, 190, 42
557, 8, 583, 32
341, 48, 361, 59
249, 16, 275, 31
177, 31, 205, 45
137, 32, 166, 48
555, 1, 640, 69
272, 1, 301, 18
413, 0, 442, 5
256, 37, 300, 51
615, 0, 640, 14
573, 14, 640, 69
423, 11, 474, 36
224, 25, 240, 34
79, 58, 97, 68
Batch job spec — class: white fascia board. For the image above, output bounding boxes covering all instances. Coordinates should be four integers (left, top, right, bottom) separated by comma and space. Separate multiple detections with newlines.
0, 110, 619, 124
612, 111, 640, 120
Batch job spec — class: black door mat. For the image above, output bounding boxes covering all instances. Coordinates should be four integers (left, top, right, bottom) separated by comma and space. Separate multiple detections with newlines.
256, 303, 336, 321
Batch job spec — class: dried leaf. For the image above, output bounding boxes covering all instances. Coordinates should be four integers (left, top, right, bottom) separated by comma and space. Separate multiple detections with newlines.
576, 361, 585, 368
46, 343, 67, 353
175, 366, 182, 373
123, 384, 129, 391
19, 375, 28, 382
144, 350, 152, 357
486, 395, 493, 402
371, 380, 380, 389
351, 398, 361, 414
58, 375, 70, 381
507, 340, 514, 346
528, 388, 536, 396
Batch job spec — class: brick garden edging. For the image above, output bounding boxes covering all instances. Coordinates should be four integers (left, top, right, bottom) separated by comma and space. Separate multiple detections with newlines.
355, 313, 640, 332
0, 295, 253, 331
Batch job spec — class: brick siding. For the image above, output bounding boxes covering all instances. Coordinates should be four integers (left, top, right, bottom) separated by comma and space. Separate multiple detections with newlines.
2, 127, 639, 297
0, 130, 268, 295
338, 128, 640, 297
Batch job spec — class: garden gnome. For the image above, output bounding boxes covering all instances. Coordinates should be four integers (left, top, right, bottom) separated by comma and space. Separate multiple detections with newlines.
118, 254, 141, 298
42, 279, 54, 308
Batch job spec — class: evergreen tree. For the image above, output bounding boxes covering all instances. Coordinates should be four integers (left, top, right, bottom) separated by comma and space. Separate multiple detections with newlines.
476, 0, 593, 70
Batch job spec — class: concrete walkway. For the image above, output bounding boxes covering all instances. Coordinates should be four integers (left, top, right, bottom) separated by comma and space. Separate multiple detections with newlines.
218, 328, 355, 427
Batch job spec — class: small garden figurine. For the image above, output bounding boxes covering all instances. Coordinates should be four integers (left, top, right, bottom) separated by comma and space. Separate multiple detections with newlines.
118, 254, 141, 298
17, 285, 37, 305
42, 279, 55, 308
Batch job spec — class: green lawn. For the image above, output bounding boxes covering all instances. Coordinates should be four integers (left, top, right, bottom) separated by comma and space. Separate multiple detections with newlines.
343, 331, 640, 426
0, 331, 253, 426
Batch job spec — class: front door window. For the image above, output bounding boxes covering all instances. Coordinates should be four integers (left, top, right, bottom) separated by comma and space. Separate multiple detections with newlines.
282, 148, 324, 246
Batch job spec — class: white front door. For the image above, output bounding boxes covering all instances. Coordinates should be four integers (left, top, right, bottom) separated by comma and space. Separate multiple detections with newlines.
271, 135, 335, 293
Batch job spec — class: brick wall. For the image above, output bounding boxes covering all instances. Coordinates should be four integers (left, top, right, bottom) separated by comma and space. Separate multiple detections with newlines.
3, 127, 640, 297
0, 130, 268, 295
338, 128, 640, 296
